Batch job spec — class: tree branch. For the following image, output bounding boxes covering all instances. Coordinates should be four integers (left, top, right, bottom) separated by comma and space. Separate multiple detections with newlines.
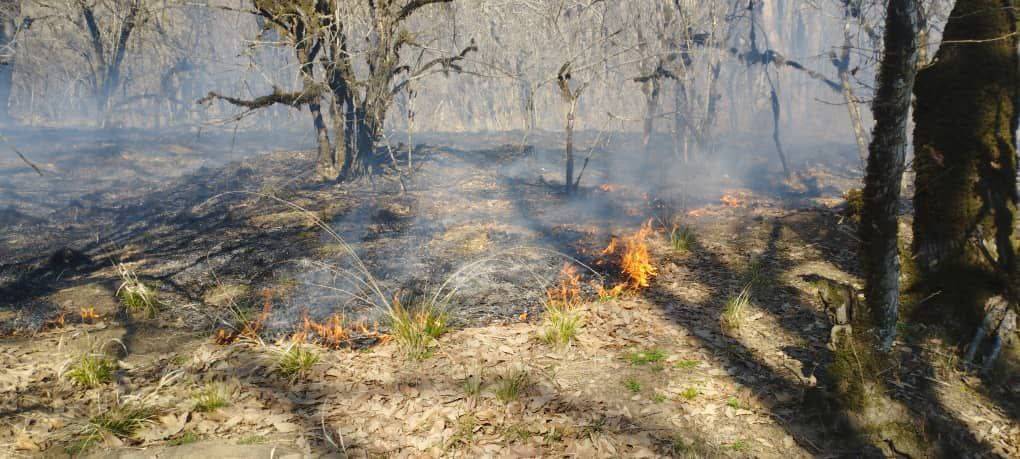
396, 0, 452, 22
197, 84, 327, 109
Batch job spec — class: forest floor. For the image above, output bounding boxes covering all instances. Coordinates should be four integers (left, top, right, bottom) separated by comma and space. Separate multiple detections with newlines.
0, 129, 1017, 458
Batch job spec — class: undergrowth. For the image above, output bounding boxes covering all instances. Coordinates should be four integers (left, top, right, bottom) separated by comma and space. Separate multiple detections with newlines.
388, 292, 449, 359
494, 368, 531, 403
192, 383, 231, 412
273, 343, 320, 380
670, 225, 696, 253
116, 263, 158, 317
66, 353, 115, 388
721, 285, 752, 331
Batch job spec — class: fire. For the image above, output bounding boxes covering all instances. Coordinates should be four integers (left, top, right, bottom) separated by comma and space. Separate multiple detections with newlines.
596, 283, 625, 301
300, 313, 350, 349
599, 183, 620, 192
721, 194, 742, 207
601, 219, 658, 290
546, 264, 583, 311
236, 289, 272, 341
79, 307, 99, 322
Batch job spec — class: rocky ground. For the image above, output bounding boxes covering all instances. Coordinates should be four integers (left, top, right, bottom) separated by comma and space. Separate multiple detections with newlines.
0, 129, 1017, 457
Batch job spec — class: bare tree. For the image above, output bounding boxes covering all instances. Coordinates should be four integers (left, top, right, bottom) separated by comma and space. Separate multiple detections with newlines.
860, 0, 920, 350
203, 0, 474, 181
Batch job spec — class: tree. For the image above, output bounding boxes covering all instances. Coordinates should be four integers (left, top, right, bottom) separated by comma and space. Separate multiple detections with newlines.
203, 0, 474, 181
0, 0, 23, 124
859, 0, 920, 350
910, 0, 1018, 325
76, 0, 144, 126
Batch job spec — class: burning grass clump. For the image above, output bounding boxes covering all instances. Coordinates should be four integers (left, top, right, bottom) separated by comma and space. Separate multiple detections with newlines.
116, 264, 158, 317
541, 265, 584, 346
721, 285, 752, 331
601, 219, 659, 292
66, 352, 116, 388
388, 292, 449, 359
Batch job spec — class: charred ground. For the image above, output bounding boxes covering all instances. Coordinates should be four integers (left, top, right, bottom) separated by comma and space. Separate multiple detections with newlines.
0, 130, 1017, 457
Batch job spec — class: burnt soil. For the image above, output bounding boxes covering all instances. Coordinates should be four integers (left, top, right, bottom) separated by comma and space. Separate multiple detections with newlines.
0, 128, 1017, 457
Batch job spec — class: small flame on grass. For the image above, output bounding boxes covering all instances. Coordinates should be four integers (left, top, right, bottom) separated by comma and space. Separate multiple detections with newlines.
547, 264, 583, 311
599, 183, 620, 192
601, 219, 659, 291
299, 313, 350, 349
44, 312, 68, 330
79, 307, 99, 322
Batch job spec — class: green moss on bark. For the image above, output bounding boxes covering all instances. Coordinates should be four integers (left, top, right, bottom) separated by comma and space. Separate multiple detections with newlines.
911, 0, 1018, 329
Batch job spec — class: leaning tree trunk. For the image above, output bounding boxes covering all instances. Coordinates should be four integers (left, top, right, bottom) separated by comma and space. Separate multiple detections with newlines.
911, 0, 1018, 324
564, 97, 577, 194
860, 0, 920, 350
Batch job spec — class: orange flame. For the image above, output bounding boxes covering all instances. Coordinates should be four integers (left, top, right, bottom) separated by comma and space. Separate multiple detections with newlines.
240, 289, 273, 340
599, 183, 620, 192
302, 313, 350, 349
79, 307, 99, 322
547, 264, 583, 311
601, 220, 658, 290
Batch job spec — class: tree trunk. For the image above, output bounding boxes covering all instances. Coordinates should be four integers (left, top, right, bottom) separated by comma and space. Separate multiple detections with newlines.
310, 100, 334, 179
0, 2, 17, 125
672, 79, 689, 163
860, 0, 920, 350
911, 0, 1018, 324
641, 79, 660, 155
564, 98, 577, 194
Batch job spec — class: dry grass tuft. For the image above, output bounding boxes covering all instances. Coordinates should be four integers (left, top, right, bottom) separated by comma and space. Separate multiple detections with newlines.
721, 285, 752, 331
116, 263, 158, 317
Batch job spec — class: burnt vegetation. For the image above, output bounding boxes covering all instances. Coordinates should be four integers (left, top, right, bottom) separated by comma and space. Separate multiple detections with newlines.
0, 0, 1018, 457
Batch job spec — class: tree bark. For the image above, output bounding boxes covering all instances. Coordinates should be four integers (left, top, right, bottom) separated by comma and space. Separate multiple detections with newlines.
860, 0, 920, 350
0, 0, 19, 124
911, 0, 1018, 324
564, 98, 577, 194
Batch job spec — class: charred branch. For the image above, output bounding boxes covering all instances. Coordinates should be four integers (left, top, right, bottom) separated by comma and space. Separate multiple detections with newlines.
197, 85, 327, 110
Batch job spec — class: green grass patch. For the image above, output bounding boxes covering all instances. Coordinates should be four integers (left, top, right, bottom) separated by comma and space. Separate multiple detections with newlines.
675, 359, 700, 370
192, 383, 231, 412
494, 368, 531, 403
622, 377, 642, 393
670, 225, 697, 253
167, 431, 201, 446
627, 348, 667, 366
273, 344, 319, 380
388, 292, 449, 359
541, 304, 582, 347
66, 353, 115, 388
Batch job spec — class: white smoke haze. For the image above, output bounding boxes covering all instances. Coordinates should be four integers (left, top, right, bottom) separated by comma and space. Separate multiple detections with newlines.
0, 0, 955, 331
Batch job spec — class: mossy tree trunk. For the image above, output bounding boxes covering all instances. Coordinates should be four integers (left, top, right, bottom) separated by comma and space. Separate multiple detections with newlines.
911, 0, 1018, 324
860, 0, 920, 350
